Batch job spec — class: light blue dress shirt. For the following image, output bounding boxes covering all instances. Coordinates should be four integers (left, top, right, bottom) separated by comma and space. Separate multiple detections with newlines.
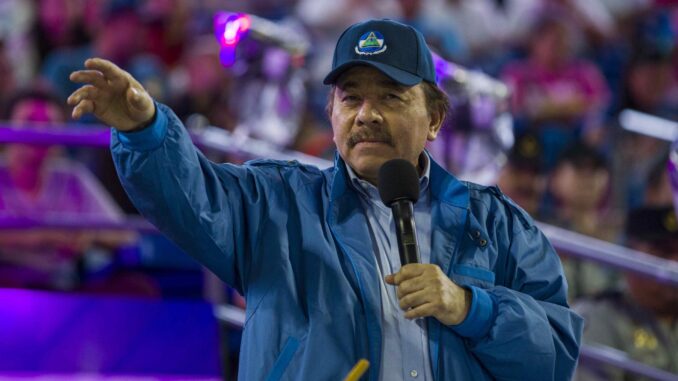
345, 154, 434, 381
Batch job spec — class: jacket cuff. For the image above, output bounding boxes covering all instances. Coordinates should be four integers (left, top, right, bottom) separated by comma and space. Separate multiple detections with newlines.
113, 103, 167, 151
450, 286, 496, 339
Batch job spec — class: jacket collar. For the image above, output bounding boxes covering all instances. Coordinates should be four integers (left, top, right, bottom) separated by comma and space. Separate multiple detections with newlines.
428, 154, 469, 209
330, 151, 469, 209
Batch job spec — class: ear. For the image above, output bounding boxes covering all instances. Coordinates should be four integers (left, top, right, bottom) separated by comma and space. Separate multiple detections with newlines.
427, 108, 444, 141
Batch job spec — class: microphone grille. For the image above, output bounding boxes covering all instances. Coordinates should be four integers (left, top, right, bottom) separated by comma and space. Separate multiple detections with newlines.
378, 159, 420, 206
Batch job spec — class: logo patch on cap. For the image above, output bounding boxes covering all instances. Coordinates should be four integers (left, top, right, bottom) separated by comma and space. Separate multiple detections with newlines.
355, 31, 387, 55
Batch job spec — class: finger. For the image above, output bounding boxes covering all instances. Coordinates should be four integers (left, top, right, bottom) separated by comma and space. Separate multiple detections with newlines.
69, 70, 107, 88
404, 302, 436, 320
396, 277, 426, 299
72, 99, 95, 119
393, 264, 426, 284
84, 58, 126, 85
399, 288, 430, 310
385, 274, 396, 284
67, 85, 98, 106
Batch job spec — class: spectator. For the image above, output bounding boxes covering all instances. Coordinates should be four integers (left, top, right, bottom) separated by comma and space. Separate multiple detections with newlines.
398, 0, 469, 62
574, 205, 678, 380
138, 0, 189, 67
546, 143, 621, 299
645, 159, 675, 207
501, 15, 610, 169
431, 0, 501, 61
169, 35, 235, 131
619, 47, 677, 118
547, 144, 612, 234
610, 47, 677, 213
0, 87, 137, 291
31, 0, 94, 65
591, 6, 674, 120
542, 0, 617, 48
0, 0, 34, 86
496, 133, 546, 217
0, 37, 15, 106
41, 2, 145, 101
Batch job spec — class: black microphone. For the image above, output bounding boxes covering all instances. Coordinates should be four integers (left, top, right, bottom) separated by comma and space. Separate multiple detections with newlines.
378, 159, 421, 266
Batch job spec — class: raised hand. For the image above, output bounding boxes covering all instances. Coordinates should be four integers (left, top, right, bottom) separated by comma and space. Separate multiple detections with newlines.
68, 58, 155, 131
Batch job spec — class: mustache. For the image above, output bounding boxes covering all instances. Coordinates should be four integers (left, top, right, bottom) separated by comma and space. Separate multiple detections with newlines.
347, 128, 394, 148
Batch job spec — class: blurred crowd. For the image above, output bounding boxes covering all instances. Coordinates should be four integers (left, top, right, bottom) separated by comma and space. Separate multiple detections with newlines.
0, 0, 677, 379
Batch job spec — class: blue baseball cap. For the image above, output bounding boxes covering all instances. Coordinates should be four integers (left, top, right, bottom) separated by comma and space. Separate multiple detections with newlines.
323, 19, 436, 86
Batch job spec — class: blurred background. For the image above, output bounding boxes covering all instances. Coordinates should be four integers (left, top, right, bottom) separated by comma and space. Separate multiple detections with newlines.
0, 0, 676, 380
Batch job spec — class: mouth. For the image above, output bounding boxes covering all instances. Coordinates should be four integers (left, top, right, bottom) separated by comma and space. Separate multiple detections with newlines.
356, 139, 389, 145
349, 135, 393, 148
352, 140, 393, 151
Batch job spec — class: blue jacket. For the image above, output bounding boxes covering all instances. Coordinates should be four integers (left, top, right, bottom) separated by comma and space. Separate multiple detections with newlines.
112, 104, 583, 381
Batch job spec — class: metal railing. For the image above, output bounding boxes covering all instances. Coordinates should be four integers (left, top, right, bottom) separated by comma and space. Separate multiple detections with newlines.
539, 223, 678, 286
580, 345, 678, 381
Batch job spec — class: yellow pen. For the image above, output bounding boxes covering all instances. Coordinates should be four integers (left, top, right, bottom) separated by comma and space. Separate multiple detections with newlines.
343, 359, 370, 381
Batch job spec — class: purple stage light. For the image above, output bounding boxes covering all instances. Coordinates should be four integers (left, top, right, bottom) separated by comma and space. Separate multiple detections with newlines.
0, 289, 221, 377
219, 45, 237, 67
213, 12, 251, 67
433, 52, 451, 85
214, 12, 250, 46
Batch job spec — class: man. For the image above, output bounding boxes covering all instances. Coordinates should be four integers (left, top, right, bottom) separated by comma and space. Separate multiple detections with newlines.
68, 19, 582, 381
574, 205, 678, 380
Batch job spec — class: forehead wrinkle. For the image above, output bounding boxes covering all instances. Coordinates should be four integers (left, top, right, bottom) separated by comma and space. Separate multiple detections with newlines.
337, 79, 358, 91
377, 79, 408, 92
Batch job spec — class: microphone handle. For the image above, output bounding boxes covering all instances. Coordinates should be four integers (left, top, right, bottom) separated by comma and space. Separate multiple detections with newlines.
391, 200, 420, 266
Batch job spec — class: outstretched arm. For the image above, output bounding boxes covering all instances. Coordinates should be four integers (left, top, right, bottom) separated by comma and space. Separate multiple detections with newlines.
68, 58, 277, 292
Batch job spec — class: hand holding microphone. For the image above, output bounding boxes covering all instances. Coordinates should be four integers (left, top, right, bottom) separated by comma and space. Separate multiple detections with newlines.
379, 159, 471, 325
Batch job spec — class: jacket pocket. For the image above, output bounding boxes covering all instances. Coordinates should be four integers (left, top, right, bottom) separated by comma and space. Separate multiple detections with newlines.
265, 336, 301, 381
450, 264, 496, 289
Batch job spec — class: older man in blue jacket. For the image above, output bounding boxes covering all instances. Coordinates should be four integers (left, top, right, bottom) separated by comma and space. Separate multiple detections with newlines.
68, 19, 582, 381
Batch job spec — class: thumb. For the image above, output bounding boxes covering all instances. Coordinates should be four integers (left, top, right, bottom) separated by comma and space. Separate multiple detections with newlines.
127, 86, 148, 110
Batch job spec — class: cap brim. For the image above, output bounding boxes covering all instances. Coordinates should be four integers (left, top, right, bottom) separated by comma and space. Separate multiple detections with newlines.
323, 60, 423, 86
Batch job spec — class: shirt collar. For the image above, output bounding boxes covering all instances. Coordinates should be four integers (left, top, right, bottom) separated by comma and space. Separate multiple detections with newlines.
345, 152, 431, 201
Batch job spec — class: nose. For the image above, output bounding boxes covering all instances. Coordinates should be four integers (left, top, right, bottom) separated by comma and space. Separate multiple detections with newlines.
356, 100, 383, 126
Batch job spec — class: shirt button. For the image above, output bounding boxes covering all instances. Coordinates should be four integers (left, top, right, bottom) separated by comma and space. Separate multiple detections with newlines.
410, 370, 418, 378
